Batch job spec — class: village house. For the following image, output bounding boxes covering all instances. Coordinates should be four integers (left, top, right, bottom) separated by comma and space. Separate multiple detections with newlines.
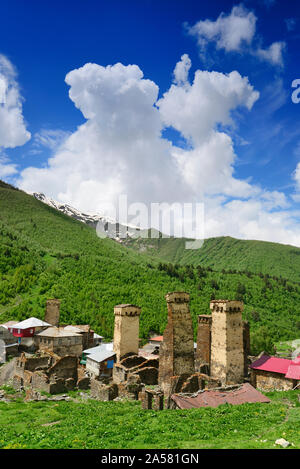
250, 355, 300, 391
36, 326, 83, 357
8, 317, 51, 351
83, 343, 116, 379
63, 325, 94, 350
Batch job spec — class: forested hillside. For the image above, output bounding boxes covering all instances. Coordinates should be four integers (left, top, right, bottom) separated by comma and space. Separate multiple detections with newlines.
124, 235, 300, 282
0, 180, 300, 354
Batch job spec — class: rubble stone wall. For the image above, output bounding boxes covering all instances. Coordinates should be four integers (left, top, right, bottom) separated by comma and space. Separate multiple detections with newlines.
252, 369, 296, 391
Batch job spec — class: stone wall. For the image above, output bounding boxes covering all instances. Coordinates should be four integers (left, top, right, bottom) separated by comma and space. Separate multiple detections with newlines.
251, 369, 297, 391
210, 300, 244, 385
13, 352, 79, 394
0, 326, 15, 345
158, 292, 195, 396
37, 335, 82, 357
113, 304, 141, 362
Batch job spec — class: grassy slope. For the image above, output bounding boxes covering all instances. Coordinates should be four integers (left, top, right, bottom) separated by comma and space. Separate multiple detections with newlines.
0, 181, 300, 347
124, 236, 300, 282
0, 390, 299, 449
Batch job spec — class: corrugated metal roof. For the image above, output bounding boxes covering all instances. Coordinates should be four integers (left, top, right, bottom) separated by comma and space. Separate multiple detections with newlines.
251, 355, 300, 380
84, 343, 115, 363
250, 355, 291, 375
83, 342, 113, 354
86, 349, 116, 363
11, 317, 51, 330
285, 361, 300, 380
171, 383, 270, 409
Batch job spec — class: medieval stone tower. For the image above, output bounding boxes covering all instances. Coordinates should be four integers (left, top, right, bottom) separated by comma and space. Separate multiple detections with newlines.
158, 292, 195, 394
195, 314, 212, 371
45, 299, 60, 327
210, 300, 244, 385
113, 304, 141, 362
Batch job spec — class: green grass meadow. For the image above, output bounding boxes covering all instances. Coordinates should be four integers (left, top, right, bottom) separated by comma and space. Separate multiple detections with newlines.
0, 390, 299, 449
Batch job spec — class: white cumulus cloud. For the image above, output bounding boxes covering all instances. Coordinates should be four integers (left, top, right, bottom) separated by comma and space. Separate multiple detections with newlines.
187, 5, 256, 53
18, 56, 300, 245
0, 54, 31, 149
187, 4, 285, 67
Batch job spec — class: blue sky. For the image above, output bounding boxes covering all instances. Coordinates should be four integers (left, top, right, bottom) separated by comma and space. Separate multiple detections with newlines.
1, 0, 300, 245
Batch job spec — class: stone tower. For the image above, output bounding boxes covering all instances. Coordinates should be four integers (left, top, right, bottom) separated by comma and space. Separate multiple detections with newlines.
158, 292, 195, 394
210, 300, 244, 385
45, 299, 60, 327
195, 314, 212, 371
113, 304, 141, 362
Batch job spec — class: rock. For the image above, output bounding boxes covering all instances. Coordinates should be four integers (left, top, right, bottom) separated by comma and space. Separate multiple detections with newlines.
275, 438, 290, 448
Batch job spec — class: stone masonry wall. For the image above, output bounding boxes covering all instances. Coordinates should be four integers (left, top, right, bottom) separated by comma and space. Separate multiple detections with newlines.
252, 369, 296, 391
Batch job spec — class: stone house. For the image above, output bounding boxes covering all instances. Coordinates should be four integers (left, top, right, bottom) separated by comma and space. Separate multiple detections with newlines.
63, 325, 94, 350
13, 352, 79, 394
36, 327, 83, 357
250, 355, 300, 391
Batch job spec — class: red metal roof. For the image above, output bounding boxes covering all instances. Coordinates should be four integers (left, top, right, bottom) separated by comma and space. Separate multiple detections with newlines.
250, 355, 291, 375
171, 383, 270, 409
250, 355, 300, 380
285, 362, 300, 380
150, 335, 163, 342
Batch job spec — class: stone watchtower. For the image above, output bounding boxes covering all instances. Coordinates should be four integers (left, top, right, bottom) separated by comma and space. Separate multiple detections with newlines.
45, 299, 60, 327
113, 304, 141, 362
158, 292, 195, 394
210, 300, 244, 385
195, 314, 212, 371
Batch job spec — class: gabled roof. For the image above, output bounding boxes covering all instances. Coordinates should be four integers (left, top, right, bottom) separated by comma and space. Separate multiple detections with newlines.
11, 317, 51, 330
250, 355, 300, 380
37, 327, 81, 337
83, 343, 115, 363
1, 321, 18, 328
86, 349, 116, 363
83, 343, 113, 355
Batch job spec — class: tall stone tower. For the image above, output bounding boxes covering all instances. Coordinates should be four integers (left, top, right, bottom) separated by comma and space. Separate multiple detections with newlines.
45, 299, 60, 327
113, 304, 141, 362
210, 300, 244, 385
195, 314, 212, 371
158, 292, 195, 394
